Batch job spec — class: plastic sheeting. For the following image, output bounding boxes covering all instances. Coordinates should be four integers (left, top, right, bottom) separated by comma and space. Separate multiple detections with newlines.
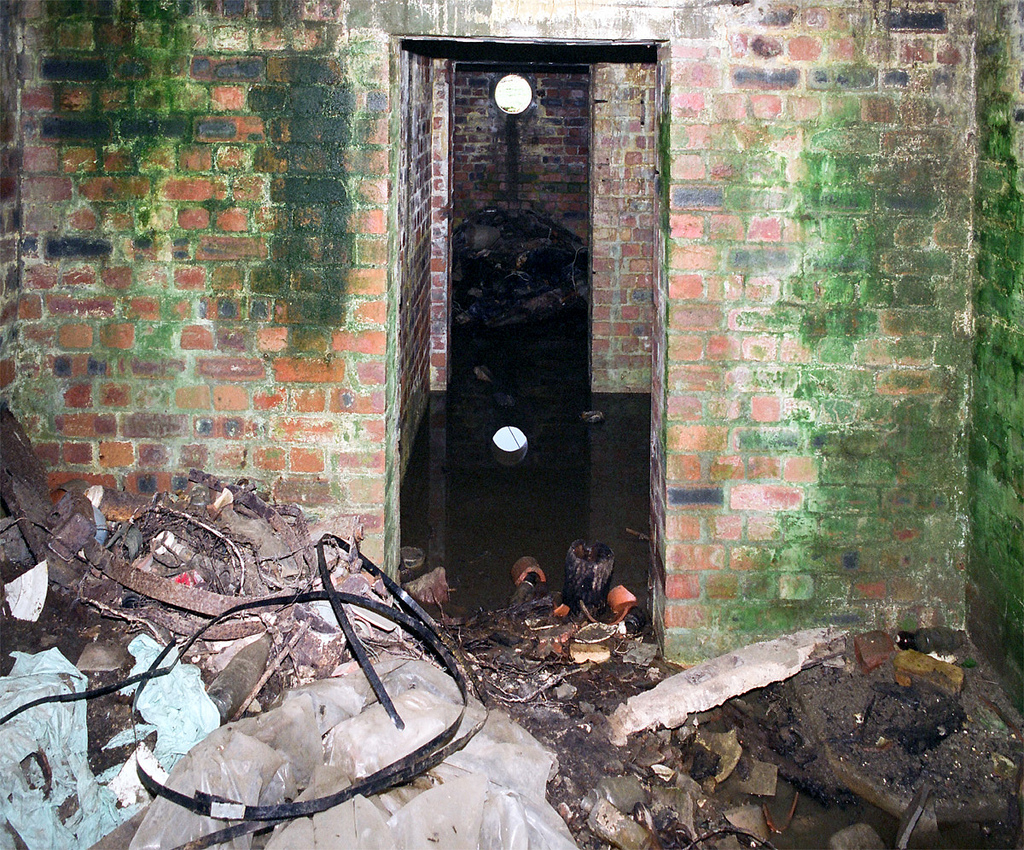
128, 657, 577, 850
0, 649, 126, 850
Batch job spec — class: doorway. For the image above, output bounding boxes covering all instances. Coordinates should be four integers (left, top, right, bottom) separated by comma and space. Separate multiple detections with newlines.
398, 39, 660, 613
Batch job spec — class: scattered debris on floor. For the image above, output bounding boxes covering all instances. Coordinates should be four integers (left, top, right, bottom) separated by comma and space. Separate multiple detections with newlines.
2, 406, 1023, 850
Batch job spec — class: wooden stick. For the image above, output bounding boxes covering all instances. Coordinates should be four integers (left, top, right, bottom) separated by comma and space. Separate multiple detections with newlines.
229, 621, 309, 723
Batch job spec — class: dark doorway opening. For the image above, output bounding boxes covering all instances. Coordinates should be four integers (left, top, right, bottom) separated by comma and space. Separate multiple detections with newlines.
399, 39, 657, 614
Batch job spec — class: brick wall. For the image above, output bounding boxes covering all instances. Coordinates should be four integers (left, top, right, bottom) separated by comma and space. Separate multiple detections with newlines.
429, 60, 451, 390
451, 69, 588, 239
591, 63, 656, 393
1, 0, 20, 393
5, 1, 394, 562
970, 0, 1024, 707
659, 3, 975, 659
398, 51, 433, 474
2, 0, 1002, 672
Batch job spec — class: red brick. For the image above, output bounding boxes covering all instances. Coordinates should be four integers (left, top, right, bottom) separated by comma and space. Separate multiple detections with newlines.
854, 581, 887, 600
710, 455, 744, 481
138, 443, 171, 468
714, 514, 743, 540
99, 441, 134, 467
63, 442, 92, 465
58, 323, 93, 349
272, 357, 345, 383
178, 208, 211, 230
216, 208, 248, 232
291, 447, 325, 473
128, 297, 160, 321
175, 267, 206, 289
666, 572, 701, 600
664, 603, 709, 629
784, 456, 817, 482
293, 388, 326, 412
356, 362, 385, 387
181, 325, 214, 349
211, 85, 246, 111
254, 445, 287, 471
854, 631, 896, 673
666, 513, 701, 541
667, 544, 725, 571
197, 357, 266, 381
667, 453, 702, 481
254, 390, 286, 410
60, 380, 91, 408
24, 176, 73, 202
670, 214, 704, 239
18, 295, 42, 320
123, 412, 188, 438
100, 323, 134, 349
101, 267, 132, 290
332, 330, 386, 356
100, 383, 130, 407
69, 208, 98, 230
751, 395, 781, 422
175, 385, 211, 409
180, 147, 213, 171
162, 177, 222, 201
213, 384, 249, 411
730, 484, 803, 511
788, 36, 822, 61
668, 425, 728, 453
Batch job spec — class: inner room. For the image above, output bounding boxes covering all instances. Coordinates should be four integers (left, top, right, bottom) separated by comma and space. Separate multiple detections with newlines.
398, 40, 660, 613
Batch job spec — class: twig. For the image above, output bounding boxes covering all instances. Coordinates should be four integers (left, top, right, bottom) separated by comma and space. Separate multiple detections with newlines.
763, 790, 798, 834
228, 621, 309, 723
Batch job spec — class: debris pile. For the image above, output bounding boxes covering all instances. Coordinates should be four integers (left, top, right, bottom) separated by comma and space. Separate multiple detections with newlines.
452, 208, 588, 330
2, 406, 1023, 850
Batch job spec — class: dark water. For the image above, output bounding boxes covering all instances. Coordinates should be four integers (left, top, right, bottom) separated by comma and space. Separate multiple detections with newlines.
400, 317, 652, 614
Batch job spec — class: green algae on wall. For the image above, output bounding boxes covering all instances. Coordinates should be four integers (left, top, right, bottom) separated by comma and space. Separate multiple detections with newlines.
970, 27, 1024, 706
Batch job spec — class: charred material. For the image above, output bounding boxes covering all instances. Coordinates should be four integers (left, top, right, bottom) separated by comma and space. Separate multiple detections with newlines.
563, 540, 614, 618
452, 208, 588, 329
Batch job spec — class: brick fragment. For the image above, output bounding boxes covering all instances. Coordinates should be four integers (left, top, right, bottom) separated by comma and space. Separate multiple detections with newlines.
854, 630, 896, 673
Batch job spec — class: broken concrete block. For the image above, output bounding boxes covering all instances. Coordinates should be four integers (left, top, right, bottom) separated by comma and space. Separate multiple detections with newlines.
827, 822, 885, 849
892, 649, 964, 694
734, 758, 778, 797
854, 630, 895, 673
699, 729, 742, 784
724, 804, 769, 842
587, 797, 653, 850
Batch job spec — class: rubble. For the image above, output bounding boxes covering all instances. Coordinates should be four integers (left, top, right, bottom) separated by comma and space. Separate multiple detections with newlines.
452, 208, 588, 331
2, 408, 1023, 850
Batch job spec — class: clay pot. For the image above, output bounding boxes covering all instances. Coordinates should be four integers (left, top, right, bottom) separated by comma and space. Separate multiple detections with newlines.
511, 555, 546, 586
606, 584, 637, 624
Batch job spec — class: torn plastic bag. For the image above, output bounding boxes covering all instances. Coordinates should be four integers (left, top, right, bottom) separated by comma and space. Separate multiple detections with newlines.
123, 634, 220, 771
0, 648, 126, 850
387, 771, 487, 849
446, 708, 557, 803
128, 724, 293, 850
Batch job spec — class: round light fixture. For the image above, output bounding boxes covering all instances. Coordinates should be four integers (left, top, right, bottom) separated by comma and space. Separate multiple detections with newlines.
494, 74, 532, 115
491, 425, 528, 466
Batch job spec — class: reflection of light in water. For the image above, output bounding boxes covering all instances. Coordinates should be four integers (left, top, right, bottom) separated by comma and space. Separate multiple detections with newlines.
491, 425, 528, 466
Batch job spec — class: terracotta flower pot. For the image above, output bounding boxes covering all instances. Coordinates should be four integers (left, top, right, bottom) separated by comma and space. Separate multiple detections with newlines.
511, 555, 546, 586
606, 584, 637, 624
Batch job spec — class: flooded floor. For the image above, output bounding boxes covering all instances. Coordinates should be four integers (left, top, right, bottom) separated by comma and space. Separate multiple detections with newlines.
401, 316, 652, 614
